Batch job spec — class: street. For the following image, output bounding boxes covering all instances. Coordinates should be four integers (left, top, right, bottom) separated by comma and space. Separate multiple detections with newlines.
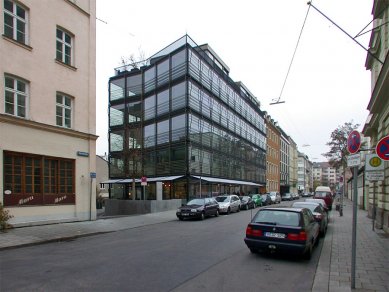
0, 200, 323, 292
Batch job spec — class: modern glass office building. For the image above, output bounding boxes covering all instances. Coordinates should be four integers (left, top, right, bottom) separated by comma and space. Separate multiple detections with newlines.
107, 35, 266, 201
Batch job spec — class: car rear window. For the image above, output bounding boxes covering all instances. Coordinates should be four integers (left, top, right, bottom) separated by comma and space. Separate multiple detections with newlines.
253, 210, 300, 227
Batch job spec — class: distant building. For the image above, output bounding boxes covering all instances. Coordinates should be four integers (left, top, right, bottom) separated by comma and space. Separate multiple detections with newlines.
1, 0, 97, 226
106, 35, 267, 201
279, 130, 290, 195
297, 152, 312, 193
312, 162, 338, 189
363, 0, 389, 233
265, 114, 281, 193
288, 137, 298, 194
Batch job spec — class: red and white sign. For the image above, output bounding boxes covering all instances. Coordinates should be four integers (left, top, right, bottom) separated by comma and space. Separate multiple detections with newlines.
376, 135, 389, 161
347, 130, 361, 154
141, 176, 147, 186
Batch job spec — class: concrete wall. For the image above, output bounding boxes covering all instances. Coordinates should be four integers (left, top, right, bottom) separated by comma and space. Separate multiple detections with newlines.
105, 199, 183, 216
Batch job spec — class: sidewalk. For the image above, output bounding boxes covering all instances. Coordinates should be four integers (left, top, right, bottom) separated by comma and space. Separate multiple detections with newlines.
0, 210, 177, 250
1, 200, 388, 291
313, 198, 389, 292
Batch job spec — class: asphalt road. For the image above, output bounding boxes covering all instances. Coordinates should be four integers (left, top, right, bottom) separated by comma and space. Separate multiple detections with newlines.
0, 201, 323, 292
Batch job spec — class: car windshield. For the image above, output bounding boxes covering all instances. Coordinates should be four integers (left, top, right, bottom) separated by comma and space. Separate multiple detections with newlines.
187, 199, 205, 205
315, 191, 329, 198
253, 210, 300, 227
215, 196, 229, 202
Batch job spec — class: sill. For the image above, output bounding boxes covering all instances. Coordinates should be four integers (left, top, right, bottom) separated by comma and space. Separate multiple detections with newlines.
55, 59, 77, 71
2, 34, 32, 51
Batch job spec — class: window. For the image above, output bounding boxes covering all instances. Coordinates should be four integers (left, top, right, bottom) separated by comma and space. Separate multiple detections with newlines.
4, 75, 28, 117
56, 93, 72, 128
56, 27, 73, 65
3, 151, 75, 206
3, 0, 28, 44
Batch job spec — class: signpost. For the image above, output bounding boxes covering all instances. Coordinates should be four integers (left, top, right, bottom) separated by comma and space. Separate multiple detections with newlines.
141, 176, 147, 200
347, 130, 361, 289
365, 154, 384, 231
376, 135, 389, 161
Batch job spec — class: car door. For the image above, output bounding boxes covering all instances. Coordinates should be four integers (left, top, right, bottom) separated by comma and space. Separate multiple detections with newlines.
204, 198, 215, 216
304, 210, 319, 243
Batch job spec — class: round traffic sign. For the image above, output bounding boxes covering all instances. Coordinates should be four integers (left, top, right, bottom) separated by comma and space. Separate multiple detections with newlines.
347, 130, 361, 154
376, 135, 389, 161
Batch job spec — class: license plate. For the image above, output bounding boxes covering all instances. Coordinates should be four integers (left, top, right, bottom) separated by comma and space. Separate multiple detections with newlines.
182, 213, 189, 216
265, 232, 285, 238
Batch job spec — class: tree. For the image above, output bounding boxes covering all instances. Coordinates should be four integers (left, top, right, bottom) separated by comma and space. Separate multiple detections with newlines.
323, 120, 360, 169
119, 47, 147, 71
323, 120, 360, 216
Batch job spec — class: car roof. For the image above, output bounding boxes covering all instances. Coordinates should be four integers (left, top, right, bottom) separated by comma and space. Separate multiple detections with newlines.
261, 207, 306, 213
292, 202, 321, 207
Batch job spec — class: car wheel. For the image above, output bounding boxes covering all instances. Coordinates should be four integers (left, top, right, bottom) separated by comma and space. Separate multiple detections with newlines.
178, 216, 183, 221
200, 212, 205, 220
304, 243, 313, 260
215, 209, 219, 217
246, 204, 249, 210
237, 206, 240, 212
249, 248, 259, 254
227, 207, 231, 215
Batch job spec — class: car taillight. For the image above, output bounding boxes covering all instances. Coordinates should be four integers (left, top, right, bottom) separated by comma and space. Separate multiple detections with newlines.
246, 225, 263, 237
287, 231, 307, 241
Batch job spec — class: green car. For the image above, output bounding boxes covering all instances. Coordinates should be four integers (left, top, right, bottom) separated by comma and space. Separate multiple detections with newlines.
251, 194, 263, 207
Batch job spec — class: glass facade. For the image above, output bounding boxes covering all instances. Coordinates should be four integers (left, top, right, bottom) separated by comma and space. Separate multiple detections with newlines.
108, 35, 266, 200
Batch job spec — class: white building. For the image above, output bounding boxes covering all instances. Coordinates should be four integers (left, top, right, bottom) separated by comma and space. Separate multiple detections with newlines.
0, 0, 97, 226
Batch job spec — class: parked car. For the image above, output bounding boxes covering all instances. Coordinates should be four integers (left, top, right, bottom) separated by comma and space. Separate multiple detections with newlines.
250, 194, 263, 207
176, 197, 219, 220
305, 198, 328, 212
281, 193, 293, 201
301, 192, 310, 198
261, 194, 272, 206
292, 202, 328, 236
291, 193, 300, 200
269, 192, 281, 204
215, 194, 241, 214
314, 186, 333, 210
240, 196, 255, 210
244, 207, 320, 259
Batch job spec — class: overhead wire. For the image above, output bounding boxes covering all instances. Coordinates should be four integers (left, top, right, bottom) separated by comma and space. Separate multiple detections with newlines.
272, 1, 312, 105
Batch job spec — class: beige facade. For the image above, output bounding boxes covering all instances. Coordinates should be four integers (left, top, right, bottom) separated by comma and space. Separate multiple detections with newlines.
363, 0, 389, 233
288, 137, 298, 194
0, 0, 97, 226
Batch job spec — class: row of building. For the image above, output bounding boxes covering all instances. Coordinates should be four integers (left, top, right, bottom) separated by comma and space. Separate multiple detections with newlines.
0, 0, 387, 233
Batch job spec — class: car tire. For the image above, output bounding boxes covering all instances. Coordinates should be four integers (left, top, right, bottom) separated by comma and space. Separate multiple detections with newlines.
200, 212, 205, 220
237, 206, 240, 212
178, 216, 183, 221
227, 207, 231, 215
215, 209, 219, 217
249, 248, 259, 254
246, 205, 249, 210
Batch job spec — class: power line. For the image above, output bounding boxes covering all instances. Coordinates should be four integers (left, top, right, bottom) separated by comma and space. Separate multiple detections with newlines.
271, 2, 312, 105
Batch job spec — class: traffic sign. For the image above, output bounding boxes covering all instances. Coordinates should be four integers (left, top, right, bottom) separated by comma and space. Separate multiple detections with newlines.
365, 154, 384, 171
141, 176, 147, 186
347, 130, 361, 154
347, 153, 361, 167
376, 135, 389, 161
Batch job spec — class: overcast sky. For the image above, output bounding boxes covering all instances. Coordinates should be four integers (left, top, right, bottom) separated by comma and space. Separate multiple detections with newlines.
96, 0, 372, 162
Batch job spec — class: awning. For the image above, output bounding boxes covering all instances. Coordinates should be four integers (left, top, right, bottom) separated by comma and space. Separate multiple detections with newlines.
101, 175, 184, 185
192, 176, 262, 186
